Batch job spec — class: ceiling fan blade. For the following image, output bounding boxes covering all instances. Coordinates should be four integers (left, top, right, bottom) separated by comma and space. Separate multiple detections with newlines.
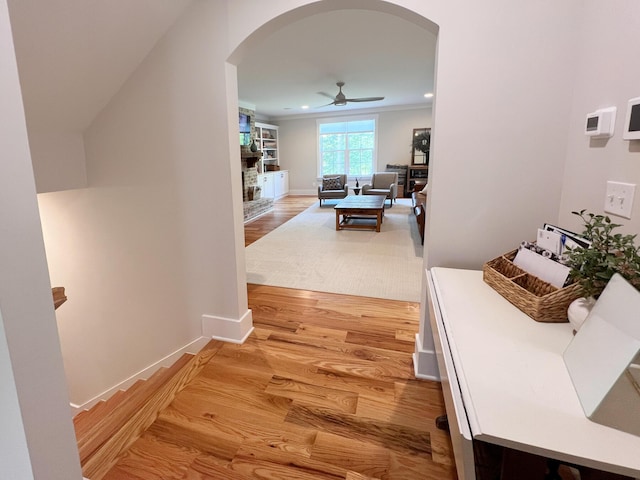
315, 101, 336, 108
345, 96, 385, 103
317, 91, 335, 100
316, 83, 384, 107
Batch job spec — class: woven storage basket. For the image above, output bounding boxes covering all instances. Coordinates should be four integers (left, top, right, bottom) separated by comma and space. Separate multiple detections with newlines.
483, 249, 582, 323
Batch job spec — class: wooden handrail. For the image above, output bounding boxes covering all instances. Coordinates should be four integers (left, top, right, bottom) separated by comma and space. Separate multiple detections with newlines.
52, 287, 67, 309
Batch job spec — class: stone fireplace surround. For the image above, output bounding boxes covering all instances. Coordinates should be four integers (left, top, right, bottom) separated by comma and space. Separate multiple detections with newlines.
241, 159, 273, 222
242, 164, 260, 201
239, 107, 274, 222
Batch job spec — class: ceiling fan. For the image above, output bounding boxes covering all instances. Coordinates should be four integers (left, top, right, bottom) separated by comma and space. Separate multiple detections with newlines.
319, 82, 385, 106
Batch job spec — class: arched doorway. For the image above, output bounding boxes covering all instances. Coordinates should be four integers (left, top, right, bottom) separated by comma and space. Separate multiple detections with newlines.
226, 0, 440, 377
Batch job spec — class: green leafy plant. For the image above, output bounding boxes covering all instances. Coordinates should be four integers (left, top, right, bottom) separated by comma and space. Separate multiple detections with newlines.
566, 210, 640, 298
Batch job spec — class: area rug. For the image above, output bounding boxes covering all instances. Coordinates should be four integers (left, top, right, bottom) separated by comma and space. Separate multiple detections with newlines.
245, 198, 423, 302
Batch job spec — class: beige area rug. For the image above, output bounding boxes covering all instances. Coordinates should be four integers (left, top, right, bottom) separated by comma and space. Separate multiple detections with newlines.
245, 198, 424, 302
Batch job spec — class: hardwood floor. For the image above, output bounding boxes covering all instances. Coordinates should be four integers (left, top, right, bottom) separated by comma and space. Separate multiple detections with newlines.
101, 195, 457, 480
244, 195, 318, 246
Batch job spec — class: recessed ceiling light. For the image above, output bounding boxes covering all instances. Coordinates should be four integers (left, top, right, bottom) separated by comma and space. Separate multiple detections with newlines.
301, 105, 309, 109
424, 93, 434, 98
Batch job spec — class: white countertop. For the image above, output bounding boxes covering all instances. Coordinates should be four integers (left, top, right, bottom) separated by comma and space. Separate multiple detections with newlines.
430, 267, 640, 478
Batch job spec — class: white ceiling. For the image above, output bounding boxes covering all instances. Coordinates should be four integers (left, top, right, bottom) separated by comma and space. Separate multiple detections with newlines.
7, 3, 436, 133
237, 9, 437, 120
8, 0, 192, 132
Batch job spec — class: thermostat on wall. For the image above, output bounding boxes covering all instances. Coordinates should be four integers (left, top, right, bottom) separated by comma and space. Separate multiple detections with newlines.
623, 96, 640, 140
585, 107, 616, 138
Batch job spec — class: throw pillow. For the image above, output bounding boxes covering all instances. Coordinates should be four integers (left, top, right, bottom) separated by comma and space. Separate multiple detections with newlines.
322, 176, 342, 190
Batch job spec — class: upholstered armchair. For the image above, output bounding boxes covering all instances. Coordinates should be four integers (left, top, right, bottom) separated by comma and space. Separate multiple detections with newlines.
318, 174, 348, 206
362, 172, 398, 207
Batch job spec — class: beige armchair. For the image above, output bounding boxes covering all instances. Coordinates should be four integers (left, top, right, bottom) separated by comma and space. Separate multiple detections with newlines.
318, 174, 348, 206
362, 172, 398, 207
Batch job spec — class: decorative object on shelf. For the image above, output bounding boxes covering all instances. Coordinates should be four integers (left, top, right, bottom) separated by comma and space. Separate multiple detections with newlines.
250, 138, 258, 152
355, 178, 359, 188
411, 128, 431, 165
566, 210, 640, 299
567, 296, 596, 333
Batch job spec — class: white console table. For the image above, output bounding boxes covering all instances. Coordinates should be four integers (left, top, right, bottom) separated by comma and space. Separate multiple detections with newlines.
427, 267, 640, 480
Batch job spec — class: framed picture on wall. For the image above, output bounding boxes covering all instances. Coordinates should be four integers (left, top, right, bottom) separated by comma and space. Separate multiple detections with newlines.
411, 128, 431, 165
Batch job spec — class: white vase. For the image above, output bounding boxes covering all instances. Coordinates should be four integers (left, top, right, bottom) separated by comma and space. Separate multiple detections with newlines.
567, 296, 596, 333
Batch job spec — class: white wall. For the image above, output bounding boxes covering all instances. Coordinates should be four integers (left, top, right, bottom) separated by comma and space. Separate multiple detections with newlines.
559, 1, 640, 236
38, 0, 249, 406
0, 312, 33, 480
378, 108, 432, 168
0, 1, 82, 477
276, 107, 432, 194
29, 132, 88, 193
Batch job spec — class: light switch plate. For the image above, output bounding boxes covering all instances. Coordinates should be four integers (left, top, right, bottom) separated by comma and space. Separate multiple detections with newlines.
604, 181, 636, 219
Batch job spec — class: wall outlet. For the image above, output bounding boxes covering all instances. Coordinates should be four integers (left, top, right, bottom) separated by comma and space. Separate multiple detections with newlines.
604, 181, 636, 219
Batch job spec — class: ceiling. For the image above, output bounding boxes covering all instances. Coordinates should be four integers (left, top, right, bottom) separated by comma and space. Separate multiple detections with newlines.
237, 9, 437, 120
7, 3, 436, 132
7, 0, 192, 132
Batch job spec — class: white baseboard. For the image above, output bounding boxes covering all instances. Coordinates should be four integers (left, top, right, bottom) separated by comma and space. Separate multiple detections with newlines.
70, 310, 255, 415
413, 333, 440, 381
70, 335, 211, 415
202, 308, 254, 344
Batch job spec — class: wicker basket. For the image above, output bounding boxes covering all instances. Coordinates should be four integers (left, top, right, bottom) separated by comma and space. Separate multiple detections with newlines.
483, 249, 582, 323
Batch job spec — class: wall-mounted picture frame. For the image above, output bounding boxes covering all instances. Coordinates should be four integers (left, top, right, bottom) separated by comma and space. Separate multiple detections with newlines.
411, 128, 431, 165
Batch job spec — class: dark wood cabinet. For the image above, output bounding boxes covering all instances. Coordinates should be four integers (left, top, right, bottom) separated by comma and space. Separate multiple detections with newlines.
406, 165, 428, 195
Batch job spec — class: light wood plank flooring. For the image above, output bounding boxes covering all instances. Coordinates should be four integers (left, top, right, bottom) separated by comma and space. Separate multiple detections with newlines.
102, 195, 457, 479
244, 195, 318, 246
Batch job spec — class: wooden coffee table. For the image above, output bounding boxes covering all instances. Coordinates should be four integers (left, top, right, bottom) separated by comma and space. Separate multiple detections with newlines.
334, 195, 386, 232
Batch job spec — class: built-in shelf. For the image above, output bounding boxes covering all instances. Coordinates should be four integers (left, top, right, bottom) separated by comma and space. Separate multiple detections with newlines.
255, 122, 279, 173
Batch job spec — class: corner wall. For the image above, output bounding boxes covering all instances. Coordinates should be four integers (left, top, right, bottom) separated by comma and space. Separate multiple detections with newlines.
29, 131, 88, 193
559, 1, 640, 234
38, 0, 249, 406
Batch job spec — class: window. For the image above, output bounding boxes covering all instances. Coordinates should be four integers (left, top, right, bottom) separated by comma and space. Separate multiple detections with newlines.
318, 116, 377, 178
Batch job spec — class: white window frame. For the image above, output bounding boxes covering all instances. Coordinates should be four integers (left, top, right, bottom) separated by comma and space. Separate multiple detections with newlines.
316, 114, 378, 180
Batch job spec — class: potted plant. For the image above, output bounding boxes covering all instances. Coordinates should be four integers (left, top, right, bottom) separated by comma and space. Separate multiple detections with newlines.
565, 209, 640, 330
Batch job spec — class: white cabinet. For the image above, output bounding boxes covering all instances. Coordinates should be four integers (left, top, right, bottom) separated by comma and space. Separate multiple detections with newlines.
257, 173, 275, 199
428, 267, 640, 480
255, 122, 278, 173
258, 170, 288, 200
274, 170, 289, 199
